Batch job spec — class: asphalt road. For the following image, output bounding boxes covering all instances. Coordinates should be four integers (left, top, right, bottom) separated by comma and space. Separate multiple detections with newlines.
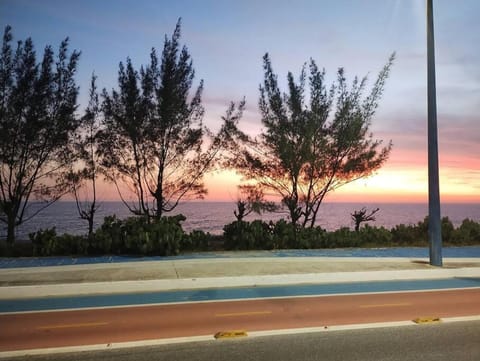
8, 321, 480, 361
2, 288, 479, 352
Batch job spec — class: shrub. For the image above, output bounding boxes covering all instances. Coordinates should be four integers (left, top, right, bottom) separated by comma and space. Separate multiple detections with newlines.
183, 230, 213, 252
390, 223, 425, 246
30, 227, 58, 256
27, 214, 187, 256
223, 220, 273, 250
441, 217, 455, 244
390, 216, 456, 246
271, 220, 297, 249
301, 226, 328, 249
141, 215, 185, 255
29, 228, 87, 256
223, 221, 244, 250
93, 214, 186, 256
15, 214, 480, 257
358, 225, 393, 246
451, 218, 480, 245
324, 227, 361, 248
90, 215, 124, 254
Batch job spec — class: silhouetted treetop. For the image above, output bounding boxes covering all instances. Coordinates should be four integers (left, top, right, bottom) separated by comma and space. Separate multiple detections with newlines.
0, 25, 81, 244
226, 52, 394, 229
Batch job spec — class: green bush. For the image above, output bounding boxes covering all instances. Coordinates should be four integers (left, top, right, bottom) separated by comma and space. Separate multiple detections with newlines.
30, 227, 58, 256
441, 217, 455, 244
90, 215, 124, 254
11, 214, 480, 257
390, 216, 457, 246
284, 224, 327, 249
183, 230, 213, 252
390, 223, 425, 246
221, 217, 480, 250
29, 228, 87, 256
324, 227, 361, 248
141, 215, 185, 255
93, 214, 186, 256
358, 225, 393, 246
27, 214, 187, 257
223, 220, 273, 250
300, 226, 328, 249
271, 220, 296, 249
451, 218, 480, 245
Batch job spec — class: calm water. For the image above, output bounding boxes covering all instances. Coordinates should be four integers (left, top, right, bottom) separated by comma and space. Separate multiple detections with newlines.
1, 202, 479, 241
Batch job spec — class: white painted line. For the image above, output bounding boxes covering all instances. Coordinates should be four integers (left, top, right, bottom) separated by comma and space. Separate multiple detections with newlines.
440, 315, 480, 323
0, 335, 213, 359
249, 315, 480, 339
249, 321, 415, 338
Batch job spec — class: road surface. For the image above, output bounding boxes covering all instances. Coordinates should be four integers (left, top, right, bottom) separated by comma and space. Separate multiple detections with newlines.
6, 320, 480, 361
1, 288, 479, 352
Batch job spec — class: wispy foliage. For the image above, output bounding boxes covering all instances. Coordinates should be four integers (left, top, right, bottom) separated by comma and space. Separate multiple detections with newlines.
99, 19, 244, 219
227, 53, 394, 228
233, 185, 278, 221
0, 26, 80, 243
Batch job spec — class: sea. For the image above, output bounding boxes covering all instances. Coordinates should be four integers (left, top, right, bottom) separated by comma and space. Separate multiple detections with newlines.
1, 201, 479, 241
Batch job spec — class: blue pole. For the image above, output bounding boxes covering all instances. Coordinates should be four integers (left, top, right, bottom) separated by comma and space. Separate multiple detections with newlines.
427, 0, 442, 266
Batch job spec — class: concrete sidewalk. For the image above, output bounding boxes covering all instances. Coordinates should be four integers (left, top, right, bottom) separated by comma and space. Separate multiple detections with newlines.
1, 256, 480, 299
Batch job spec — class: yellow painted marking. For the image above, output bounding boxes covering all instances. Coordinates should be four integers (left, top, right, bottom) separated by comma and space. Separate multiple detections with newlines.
359, 302, 412, 309
215, 311, 272, 318
37, 321, 109, 330
214, 330, 248, 339
413, 317, 441, 324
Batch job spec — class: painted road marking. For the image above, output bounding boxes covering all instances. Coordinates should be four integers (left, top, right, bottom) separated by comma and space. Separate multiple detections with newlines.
214, 330, 248, 339
2, 278, 479, 314
413, 317, 441, 324
215, 311, 272, 317
359, 302, 412, 308
37, 322, 109, 330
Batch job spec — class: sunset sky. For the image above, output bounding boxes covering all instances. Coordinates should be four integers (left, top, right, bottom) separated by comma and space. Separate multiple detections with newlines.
1, 0, 479, 203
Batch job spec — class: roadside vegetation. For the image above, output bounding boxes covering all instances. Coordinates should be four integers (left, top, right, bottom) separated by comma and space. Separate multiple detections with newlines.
1, 215, 479, 257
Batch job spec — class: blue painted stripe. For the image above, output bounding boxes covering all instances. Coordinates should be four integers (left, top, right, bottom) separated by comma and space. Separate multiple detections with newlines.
1, 278, 479, 313
1, 247, 480, 269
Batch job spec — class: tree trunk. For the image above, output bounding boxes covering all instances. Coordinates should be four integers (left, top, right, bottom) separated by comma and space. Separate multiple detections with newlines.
88, 216, 94, 236
6, 214, 16, 244
155, 194, 163, 220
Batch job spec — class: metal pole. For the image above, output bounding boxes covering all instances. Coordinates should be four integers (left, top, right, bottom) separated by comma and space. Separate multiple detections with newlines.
427, 0, 442, 266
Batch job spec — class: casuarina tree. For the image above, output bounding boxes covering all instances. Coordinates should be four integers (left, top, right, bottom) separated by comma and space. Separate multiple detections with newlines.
67, 74, 101, 236
99, 19, 244, 219
227, 53, 394, 228
0, 26, 80, 244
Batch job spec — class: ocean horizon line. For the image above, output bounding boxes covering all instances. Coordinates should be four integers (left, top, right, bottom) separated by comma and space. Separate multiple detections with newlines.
43, 200, 480, 205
